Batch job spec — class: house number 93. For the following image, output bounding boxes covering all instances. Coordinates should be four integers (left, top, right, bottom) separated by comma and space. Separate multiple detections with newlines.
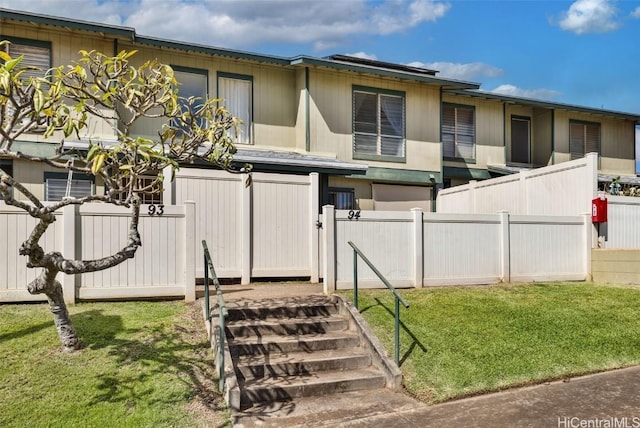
147, 204, 165, 216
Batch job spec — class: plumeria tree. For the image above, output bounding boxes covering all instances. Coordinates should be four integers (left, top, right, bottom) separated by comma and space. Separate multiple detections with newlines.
0, 43, 247, 351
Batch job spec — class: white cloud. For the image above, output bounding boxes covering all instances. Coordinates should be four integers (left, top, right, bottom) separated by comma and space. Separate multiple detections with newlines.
407, 61, 503, 80
0, 0, 451, 51
631, 6, 640, 18
345, 52, 379, 60
490, 84, 561, 100
557, 0, 621, 34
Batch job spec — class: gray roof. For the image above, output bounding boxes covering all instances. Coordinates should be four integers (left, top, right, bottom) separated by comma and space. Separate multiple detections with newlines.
234, 148, 368, 174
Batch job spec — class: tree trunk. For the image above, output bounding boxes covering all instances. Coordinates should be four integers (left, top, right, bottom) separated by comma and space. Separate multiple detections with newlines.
28, 268, 79, 352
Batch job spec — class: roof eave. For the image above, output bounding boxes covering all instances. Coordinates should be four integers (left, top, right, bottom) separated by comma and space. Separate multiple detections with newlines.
290, 56, 480, 90
446, 89, 640, 122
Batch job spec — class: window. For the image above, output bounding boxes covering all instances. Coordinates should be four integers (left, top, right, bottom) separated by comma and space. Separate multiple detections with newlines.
2, 37, 51, 81
328, 187, 355, 210
218, 73, 253, 144
442, 104, 475, 160
114, 175, 163, 205
570, 120, 600, 160
511, 116, 531, 164
0, 160, 12, 200
172, 66, 208, 129
353, 86, 405, 160
44, 172, 94, 201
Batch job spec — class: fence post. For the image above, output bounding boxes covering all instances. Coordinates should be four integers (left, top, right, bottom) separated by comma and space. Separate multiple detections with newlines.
241, 173, 251, 285
322, 205, 336, 294
411, 208, 423, 288
469, 180, 477, 213
310, 172, 320, 283
499, 210, 510, 283
184, 201, 196, 302
61, 204, 77, 305
163, 165, 175, 206
583, 212, 593, 281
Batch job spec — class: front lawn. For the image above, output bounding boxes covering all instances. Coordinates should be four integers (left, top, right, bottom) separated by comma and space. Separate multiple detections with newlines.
0, 301, 227, 428
347, 282, 640, 404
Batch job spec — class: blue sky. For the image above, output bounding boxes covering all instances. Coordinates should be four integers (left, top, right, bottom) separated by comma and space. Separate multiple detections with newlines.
3, 0, 640, 113
3, 0, 640, 168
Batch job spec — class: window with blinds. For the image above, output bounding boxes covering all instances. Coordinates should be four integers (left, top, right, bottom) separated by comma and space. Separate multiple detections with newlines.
569, 121, 600, 160
328, 187, 355, 210
442, 104, 475, 160
218, 73, 253, 144
353, 86, 405, 160
3, 39, 51, 81
44, 173, 94, 201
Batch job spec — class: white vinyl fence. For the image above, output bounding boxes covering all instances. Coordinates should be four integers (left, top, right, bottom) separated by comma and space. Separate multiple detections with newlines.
172, 169, 320, 284
606, 195, 640, 248
0, 201, 195, 303
437, 153, 598, 216
322, 206, 591, 291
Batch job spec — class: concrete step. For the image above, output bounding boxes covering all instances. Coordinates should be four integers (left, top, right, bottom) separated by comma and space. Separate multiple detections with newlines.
240, 368, 386, 407
225, 315, 349, 338
235, 347, 372, 379
232, 388, 426, 428
228, 331, 361, 357
223, 296, 339, 322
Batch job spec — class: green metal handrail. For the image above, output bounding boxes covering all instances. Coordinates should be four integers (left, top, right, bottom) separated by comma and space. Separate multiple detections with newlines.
202, 240, 228, 392
348, 241, 409, 365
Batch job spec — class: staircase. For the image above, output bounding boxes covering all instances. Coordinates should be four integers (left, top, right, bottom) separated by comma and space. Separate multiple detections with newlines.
220, 294, 396, 411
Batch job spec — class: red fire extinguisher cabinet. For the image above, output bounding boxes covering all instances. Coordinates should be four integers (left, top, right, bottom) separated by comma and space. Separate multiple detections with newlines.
592, 197, 607, 223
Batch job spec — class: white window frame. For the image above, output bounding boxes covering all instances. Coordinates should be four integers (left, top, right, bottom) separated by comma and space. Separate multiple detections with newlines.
218, 72, 253, 144
442, 103, 476, 160
44, 172, 94, 202
353, 86, 406, 161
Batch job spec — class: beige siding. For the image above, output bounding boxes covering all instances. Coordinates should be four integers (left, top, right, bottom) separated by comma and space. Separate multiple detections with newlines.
309, 68, 442, 173
117, 43, 297, 149
532, 108, 553, 166
11, 159, 104, 201
2, 21, 117, 143
553, 110, 635, 175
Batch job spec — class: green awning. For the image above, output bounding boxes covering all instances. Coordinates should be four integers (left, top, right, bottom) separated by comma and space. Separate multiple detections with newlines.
350, 166, 441, 184
443, 166, 491, 180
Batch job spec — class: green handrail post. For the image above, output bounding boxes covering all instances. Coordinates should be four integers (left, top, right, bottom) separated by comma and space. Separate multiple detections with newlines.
353, 247, 359, 310
204, 253, 210, 323
395, 297, 400, 364
348, 241, 409, 366
202, 240, 227, 393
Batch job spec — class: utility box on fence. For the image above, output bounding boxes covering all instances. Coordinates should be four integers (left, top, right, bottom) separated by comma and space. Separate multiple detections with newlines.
592, 196, 608, 223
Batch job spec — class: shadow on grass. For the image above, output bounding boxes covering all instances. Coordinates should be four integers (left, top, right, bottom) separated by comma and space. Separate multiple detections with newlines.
70, 306, 224, 419
0, 320, 53, 343
373, 297, 428, 366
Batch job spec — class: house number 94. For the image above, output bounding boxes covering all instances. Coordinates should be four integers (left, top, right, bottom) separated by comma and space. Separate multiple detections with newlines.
348, 210, 361, 220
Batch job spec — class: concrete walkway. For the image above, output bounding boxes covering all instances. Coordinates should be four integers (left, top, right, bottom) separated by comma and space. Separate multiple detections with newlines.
218, 284, 640, 427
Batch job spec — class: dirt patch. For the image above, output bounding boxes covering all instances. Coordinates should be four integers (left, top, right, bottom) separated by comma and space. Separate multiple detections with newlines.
178, 301, 230, 427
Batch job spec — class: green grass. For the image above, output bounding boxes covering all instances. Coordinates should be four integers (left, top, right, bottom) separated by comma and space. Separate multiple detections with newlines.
344, 282, 640, 404
0, 301, 228, 428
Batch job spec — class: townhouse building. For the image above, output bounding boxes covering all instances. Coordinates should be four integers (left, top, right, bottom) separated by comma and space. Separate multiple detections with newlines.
2, 8, 639, 213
